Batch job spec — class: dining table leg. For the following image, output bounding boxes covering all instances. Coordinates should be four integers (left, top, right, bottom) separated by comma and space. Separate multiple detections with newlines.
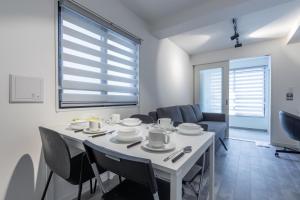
170, 171, 183, 200
209, 137, 215, 200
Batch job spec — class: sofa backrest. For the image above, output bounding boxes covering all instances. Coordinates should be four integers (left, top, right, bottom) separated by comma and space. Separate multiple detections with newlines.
179, 105, 198, 123
156, 106, 184, 123
151, 104, 204, 124
191, 104, 204, 121
148, 111, 158, 122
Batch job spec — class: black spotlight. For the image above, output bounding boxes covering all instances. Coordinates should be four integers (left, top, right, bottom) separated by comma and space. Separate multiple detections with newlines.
235, 42, 242, 48
231, 18, 242, 48
231, 33, 239, 41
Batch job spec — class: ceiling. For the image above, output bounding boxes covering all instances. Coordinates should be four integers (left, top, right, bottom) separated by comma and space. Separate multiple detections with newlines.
120, 0, 208, 25
120, 0, 300, 55
170, 1, 300, 55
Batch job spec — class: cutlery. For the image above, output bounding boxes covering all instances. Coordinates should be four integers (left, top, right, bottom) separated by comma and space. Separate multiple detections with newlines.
163, 146, 192, 162
90, 130, 115, 138
171, 146, 192, 163
90, 133, 106, 138
74, 129, 84, 133
106, 130, 115, 134
127, 140, 142, 148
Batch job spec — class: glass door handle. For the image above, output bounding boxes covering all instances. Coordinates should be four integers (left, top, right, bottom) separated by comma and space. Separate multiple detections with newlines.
225, 99, 228, 105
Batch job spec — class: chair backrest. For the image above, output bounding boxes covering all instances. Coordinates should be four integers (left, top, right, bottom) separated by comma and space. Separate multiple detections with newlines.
130, 114, 154, 124
39, 127, 71, 180
83, 140, 158, 197
279, 111, 300, 141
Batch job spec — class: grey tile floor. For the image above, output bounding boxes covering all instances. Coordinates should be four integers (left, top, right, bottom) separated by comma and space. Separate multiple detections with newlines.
81, 139, 300, 200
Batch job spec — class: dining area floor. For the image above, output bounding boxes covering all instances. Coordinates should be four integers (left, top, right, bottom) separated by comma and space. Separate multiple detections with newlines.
79, 139, 300, 200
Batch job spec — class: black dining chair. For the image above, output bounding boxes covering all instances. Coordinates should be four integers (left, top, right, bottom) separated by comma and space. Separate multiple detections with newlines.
39, 127, 105, 200
275, 111, 300, 157
83, 140, 170, 200
130, 114, 155, 124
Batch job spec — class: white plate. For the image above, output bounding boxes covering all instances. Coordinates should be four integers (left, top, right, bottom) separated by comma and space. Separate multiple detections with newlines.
177, 128, 204, 136
179, 123, 202, 130
83, 128, 105, 134
141, 141, 176, 152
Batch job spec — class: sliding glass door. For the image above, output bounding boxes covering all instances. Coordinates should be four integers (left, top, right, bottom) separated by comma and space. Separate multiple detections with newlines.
194, 61, 229, 123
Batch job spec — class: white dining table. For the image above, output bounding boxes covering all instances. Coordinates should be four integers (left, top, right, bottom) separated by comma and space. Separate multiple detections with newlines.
47, 123, 215, 200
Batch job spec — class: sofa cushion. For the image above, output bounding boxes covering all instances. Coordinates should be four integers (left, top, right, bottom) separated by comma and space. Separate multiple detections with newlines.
148, 111, 158, 122
179, 105, 198, 123
191, 104, 203, 121
157, 106, 184, 123
198, 121, 226, 139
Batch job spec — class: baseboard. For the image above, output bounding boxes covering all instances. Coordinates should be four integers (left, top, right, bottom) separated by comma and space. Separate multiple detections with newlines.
271, 141, 300, 150
229, 126, 267, 132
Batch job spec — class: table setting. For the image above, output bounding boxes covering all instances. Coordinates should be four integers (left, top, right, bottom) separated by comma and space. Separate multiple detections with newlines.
65, 114, 207, 164
47, 114, 215, 200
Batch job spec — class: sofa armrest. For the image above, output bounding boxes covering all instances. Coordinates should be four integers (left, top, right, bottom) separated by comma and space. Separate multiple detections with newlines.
202, 112, 226, 122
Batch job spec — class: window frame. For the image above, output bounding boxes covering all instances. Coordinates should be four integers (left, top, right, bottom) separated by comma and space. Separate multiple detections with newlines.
55, 0, 141, 111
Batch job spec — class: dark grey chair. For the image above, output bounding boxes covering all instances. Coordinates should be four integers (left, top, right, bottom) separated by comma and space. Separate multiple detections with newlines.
130, 114, 155, 124
39, 127, 104, 200
83, 140, 170, 200
275, 111, 300, 157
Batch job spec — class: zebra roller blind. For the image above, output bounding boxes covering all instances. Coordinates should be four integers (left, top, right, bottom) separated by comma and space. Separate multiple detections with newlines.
229, 66, 266, 117
58, 1, 140, 108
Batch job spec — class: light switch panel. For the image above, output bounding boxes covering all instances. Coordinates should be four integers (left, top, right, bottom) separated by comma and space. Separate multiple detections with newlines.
9, 74, 44, 103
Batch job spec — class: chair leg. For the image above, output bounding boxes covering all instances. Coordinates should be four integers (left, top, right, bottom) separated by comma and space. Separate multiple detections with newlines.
219, 138, 228, 151
93, 179, 97, 193
77, 154, 86, 200
275, 149, 300, 157
77, 182, 83, 200
89, 179, 93, 194
41, 171, 53, 200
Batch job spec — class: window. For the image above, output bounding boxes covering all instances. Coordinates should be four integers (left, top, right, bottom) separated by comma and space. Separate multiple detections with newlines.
57, 0, 141, 108
229, 66, 265, 117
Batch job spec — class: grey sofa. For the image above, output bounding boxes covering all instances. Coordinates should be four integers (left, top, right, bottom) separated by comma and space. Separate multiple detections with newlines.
149, 104, 228, 150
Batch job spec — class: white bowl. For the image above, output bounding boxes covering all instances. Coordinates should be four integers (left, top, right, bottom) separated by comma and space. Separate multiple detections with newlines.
122, 118, 142, 126
179, 123, 202, 130
117, 127, 138, 137
123, 118, 140, 123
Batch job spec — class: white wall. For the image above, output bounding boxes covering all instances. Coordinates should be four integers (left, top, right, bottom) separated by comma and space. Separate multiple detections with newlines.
191, 39, 300, 149
0, 0, 192, 199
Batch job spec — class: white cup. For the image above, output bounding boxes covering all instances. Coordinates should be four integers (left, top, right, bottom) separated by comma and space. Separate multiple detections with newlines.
111, 114, 121, 123
89, 121, 100, 131
158, 118, 172, 129
148, 128, 170, 148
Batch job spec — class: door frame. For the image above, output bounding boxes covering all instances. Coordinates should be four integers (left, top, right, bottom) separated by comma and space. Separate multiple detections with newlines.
193, 61, 230, 137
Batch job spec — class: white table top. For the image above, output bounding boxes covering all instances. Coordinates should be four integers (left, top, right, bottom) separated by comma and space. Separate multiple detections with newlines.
48, 123, 215, 175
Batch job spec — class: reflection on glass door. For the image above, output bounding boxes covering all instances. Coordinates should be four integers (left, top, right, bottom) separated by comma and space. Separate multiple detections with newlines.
199, 68, 222, 113
194, 61, 229, 115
